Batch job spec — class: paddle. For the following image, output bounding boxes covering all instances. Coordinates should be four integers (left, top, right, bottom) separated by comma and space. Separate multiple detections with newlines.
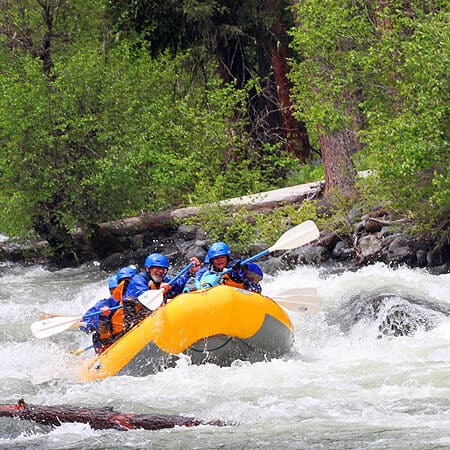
38, 313, 83, 330
273, 287, 321, 314
71, 344, 95, 355
222, 220, 320, 275
30, 305, 122, 339
135, 262, 194, 310
30, 262, 195, 339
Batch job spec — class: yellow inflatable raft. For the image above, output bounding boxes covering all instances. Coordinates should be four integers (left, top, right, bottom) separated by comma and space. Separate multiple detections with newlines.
79, 285, 294, 382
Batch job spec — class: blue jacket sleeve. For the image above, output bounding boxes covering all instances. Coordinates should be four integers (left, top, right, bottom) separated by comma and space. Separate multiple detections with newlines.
123, 272, 149, 300
165, 274, 189, 298
228, 260, 262, 293
80, 296, 119, 333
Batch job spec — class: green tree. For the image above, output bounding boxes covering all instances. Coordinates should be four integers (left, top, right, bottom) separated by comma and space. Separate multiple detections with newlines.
106, 0, 312, 161
0, 1, 258, 263
360, 2, 449, 226
289, 0, 448, 227
289, 0, 367, 195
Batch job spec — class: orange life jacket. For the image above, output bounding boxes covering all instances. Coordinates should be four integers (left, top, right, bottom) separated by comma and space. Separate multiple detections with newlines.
112, 280, 128, 301
95, 279, 130, 342
221, 273, 245, 290
97, 301, 125, 341
98, 278, 160, 341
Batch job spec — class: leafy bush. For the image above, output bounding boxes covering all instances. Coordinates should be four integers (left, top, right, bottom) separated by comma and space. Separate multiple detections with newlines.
181, 201, 320, 254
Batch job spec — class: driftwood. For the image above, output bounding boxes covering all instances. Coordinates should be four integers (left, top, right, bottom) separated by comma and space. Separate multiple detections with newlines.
98, 181, 324, 237
0, 399, 224, 431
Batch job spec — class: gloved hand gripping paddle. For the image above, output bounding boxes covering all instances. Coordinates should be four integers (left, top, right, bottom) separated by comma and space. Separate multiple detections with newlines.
136, 262, 194, 310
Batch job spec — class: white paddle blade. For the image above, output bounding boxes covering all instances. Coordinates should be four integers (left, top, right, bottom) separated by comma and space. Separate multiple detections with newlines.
276, 298, 320, 314
269, 220, 319, 252
138, 289, 165, 310
274, 292, 321, 314
30, 316, 82, 339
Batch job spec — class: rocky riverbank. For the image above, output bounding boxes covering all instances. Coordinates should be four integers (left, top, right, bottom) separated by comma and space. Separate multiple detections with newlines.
99, 206, 449, 275
1, 183, 448, 274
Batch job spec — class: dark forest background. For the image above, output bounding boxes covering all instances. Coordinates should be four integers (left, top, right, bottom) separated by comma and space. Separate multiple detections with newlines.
0, 1, 448, 263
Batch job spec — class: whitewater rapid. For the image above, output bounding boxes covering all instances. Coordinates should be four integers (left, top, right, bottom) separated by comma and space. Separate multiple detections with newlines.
0, 262, 449, 448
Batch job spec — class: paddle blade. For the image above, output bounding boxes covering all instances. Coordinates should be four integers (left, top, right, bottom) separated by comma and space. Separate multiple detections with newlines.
274, 289, 321, 314
268, 220, 319, 253
276, 298, 320, 314
137, 289, 165, 310
31, 316, 82, 339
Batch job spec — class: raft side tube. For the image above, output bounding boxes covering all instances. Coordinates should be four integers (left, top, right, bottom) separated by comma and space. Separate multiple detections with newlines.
79, 286, 294, 381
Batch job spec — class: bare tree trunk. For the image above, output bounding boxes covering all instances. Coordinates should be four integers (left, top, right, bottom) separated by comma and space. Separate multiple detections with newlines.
0, 399, 224, 431
270, 14, 311, 162
318, 127, 358, 196
0, 1, 57, 79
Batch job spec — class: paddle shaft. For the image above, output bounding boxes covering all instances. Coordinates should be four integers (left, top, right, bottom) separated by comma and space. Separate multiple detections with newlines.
72, 344, 95, 355
168, 262, 194, 285
83, 304, 122, 320
222, 220, 319, 275
239, 249, 269, 266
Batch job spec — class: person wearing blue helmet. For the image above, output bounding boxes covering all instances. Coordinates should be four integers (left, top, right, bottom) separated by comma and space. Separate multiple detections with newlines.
79, 265, 137, 353
112, 265, 138, 301
195, 242, 263, 293
121, 253, 200, 331
108, 275, 119, 292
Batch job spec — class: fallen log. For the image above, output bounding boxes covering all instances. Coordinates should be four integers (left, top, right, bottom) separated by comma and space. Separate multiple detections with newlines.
97, 181, 324, 237
0, 399, 224, 431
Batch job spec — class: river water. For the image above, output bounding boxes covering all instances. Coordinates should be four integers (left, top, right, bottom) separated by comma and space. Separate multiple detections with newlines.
0, 261, 449, 449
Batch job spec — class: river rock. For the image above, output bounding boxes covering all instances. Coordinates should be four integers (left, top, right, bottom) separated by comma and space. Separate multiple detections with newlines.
427, 241, 450, 266
100, 252, 128, 271
384, 237, 414, 265
358, 234, 383, 260
318, 231, 340, 250
364, 218, 383, 233
331, 240, 354, 260
282, 245, 330, 268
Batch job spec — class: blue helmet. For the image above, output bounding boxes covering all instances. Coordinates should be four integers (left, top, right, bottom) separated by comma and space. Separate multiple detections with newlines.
117, 265, 138, 282
206, 242, 231, 262
144, 253, 169, 269
108, 275, 119, 290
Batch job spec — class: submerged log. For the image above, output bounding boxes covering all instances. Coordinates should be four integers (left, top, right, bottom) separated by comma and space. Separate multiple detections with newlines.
0, 399, 224, 431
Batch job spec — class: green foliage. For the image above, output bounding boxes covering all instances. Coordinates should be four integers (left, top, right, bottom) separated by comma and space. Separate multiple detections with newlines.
190, 142, 322, 205
0, 55, 56, 235
1, 0, 448, 252
359, 8, 449, 224
0, 4, 258, 238
288, 0, 372, 137
283, 163, 325, 186
289, 0, 449, 229
181, 201, 320, 254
